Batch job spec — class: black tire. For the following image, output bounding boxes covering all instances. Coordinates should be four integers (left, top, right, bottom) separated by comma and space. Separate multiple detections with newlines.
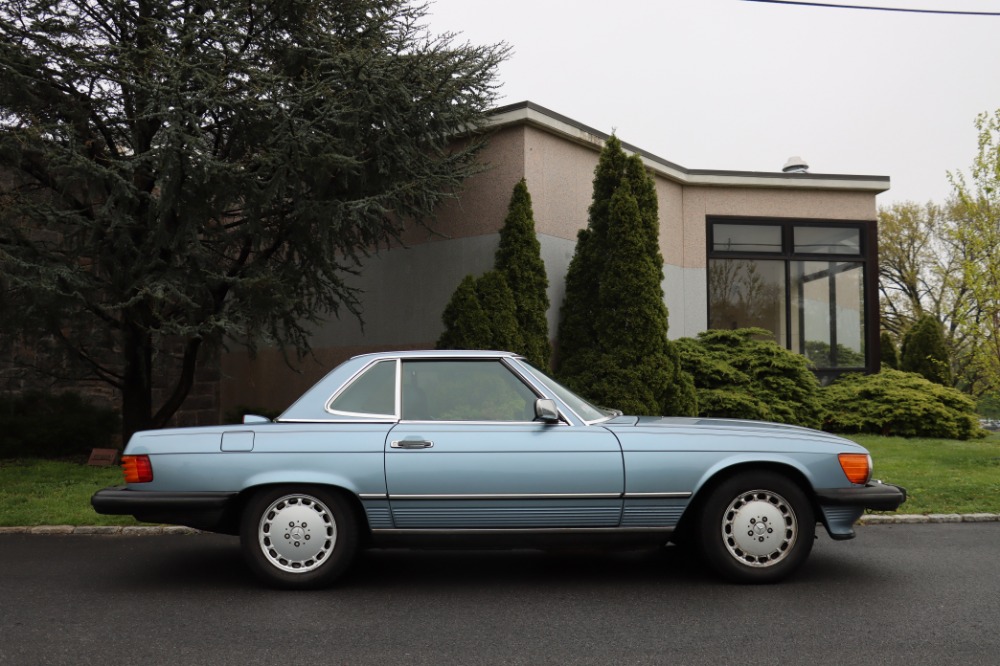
240, 486, 359, 590
696, 471, 815, 584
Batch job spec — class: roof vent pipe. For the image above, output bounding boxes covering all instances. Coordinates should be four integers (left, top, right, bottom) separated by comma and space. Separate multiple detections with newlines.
783, 156, 809, 173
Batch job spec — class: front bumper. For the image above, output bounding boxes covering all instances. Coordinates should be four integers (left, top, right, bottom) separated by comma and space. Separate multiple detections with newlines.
815, 480, 908, 512
91, 486, 239, 534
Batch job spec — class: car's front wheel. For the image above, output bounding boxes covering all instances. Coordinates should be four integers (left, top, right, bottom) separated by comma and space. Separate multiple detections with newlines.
697, 471, 815, 583
240, 486, 358, 589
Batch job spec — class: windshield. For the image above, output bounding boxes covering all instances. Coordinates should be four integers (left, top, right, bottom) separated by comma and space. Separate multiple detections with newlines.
517, 361, 619, 422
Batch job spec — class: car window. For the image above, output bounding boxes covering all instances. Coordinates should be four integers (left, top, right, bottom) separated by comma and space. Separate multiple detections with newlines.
401, 360, 538, 421
328, 360, 397, 416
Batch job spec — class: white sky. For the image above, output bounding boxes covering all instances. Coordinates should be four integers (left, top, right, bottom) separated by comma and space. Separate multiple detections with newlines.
426, 0, 1000, 206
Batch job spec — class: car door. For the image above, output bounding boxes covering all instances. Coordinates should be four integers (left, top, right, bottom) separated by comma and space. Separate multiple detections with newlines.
384, 359, 624, 529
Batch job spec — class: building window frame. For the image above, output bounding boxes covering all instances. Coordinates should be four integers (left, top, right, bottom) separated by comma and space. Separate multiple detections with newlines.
707, 216, 879, 383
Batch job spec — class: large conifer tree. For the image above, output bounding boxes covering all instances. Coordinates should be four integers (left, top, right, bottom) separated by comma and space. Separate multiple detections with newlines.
556, 137, 696, 415
0, 0, 508, 439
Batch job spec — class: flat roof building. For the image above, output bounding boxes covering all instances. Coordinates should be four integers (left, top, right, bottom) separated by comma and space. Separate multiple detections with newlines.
221, 101, 889, 414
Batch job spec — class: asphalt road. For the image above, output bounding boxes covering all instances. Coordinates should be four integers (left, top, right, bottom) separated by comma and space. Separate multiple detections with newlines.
1, 523, 998, 665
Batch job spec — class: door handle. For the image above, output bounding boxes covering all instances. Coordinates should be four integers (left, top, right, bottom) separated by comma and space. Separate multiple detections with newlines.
390, 440, 434, 449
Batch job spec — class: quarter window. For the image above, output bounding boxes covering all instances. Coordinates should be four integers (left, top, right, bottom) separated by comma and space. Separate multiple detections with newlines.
328, 360, 397, 416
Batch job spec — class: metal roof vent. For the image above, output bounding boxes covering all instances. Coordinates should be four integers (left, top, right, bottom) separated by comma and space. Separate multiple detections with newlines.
782, 156, 809, 173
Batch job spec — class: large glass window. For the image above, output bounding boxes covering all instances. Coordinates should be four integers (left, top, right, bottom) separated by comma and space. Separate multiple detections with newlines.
708, 259, 786, 346
708, 219, 873, 378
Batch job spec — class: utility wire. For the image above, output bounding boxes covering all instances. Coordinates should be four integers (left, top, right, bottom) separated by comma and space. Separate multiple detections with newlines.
744, 0, 1000, 16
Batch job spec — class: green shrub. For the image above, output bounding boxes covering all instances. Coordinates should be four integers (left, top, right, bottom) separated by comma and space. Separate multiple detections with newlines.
880, 331, 900, 369
901, 314, 952, 385
0, 391, 120, 458
821, 369, 983, 440
675, 329, 823, 428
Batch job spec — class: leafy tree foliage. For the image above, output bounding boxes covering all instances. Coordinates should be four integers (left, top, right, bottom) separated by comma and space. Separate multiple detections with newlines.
901, 314, 953, 386
821, 370, 982, 440
556, 136, 695, 416
675, 329, 823, 428
494, 179, 550, 368
880, 331, 900, 370
877, 201, 971, 383
0, 0, 508, 439
947, 108, 1000, 397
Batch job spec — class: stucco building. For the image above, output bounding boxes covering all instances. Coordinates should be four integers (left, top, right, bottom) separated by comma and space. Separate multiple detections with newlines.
221, 101, 889, 415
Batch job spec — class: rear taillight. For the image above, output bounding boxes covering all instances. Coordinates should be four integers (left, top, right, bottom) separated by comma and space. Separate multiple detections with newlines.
838, 453, 872, 485
122, 455, 153, 484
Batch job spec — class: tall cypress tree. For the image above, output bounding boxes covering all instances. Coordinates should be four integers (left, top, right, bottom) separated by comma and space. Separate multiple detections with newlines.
556, 137, 696, 415
556, 136, 629, 369
437, 179, 546, 360
495, 179, 550, 368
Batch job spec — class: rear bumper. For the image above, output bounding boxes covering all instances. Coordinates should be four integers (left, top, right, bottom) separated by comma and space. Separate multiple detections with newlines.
815, 480, 908, 512
91, 486, 239, 534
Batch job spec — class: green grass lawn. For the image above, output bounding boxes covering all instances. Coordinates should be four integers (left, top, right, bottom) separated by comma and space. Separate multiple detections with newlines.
0, 459, 139, 527
1, 433, 999, 526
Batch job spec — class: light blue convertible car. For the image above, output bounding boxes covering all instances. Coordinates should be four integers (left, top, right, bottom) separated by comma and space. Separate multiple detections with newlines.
93, 350, 905, 588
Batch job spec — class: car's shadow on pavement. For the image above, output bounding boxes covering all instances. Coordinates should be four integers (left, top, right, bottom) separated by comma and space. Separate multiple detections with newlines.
108, 533, 885, 593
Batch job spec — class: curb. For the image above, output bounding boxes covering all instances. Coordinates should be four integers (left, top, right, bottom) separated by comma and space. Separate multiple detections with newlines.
1, 514, 999, 535
0, 525, 201, 535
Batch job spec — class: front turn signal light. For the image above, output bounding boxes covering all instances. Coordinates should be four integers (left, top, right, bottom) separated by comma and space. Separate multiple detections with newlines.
838, 453, 872, 485
122, 455, 153, 484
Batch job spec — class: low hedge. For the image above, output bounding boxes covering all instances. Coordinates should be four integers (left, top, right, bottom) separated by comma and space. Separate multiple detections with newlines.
0, 391, 119, 458
820, 369, 984, 440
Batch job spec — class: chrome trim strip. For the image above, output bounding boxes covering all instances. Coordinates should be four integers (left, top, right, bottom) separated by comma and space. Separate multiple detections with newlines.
276, 418, 396, 424
359, 494, 389, 500
624, 492, 692, 499
371, 527, 673, 535
387, 493, 622, 500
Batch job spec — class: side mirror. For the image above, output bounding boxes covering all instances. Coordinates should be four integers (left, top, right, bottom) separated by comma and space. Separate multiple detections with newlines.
534, 399, 561, 424
242, 414, 271, 424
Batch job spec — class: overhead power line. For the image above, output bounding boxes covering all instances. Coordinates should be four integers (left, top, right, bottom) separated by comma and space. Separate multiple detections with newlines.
744, 0, 1000, 16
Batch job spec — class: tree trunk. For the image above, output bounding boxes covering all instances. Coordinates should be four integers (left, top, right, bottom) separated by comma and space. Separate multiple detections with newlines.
121, 326, 154, 445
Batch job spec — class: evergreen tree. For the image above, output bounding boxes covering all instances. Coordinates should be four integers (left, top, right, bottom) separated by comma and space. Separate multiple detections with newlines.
495, 179, 550, 368
556, 137, 696, 416
556, 136, 629, 368
0, 0, 509, 440
880, 331, 900, 370
474, 272, 524, 353
437, 276, 493, 351
437, 179, 545, 360
901, 315, 953, 385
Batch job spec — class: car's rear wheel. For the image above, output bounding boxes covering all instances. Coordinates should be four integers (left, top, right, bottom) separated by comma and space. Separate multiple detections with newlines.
240, 486, 358, 589
697, 471, 815, 583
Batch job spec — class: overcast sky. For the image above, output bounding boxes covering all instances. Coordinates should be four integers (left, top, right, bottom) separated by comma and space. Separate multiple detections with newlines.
426, 0, 1000, 206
